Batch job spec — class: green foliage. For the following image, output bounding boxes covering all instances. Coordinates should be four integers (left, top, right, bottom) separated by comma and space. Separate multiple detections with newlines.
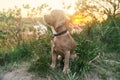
48, 71, 78, 80
6, 42, 33, 63
29, 35, 51, 77
101, 17, 120, 53
29, 54, 50, 77
0, 41, 33, 67
71, 26, 102, 74
69, 17, 120, 79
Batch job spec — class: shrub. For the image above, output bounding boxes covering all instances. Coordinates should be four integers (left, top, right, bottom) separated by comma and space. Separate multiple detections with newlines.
71, 29, 102, 74
101, 17, 120, 53
6, 41, 33, 63
29, 34, 51, 76
0, 41, 33, 66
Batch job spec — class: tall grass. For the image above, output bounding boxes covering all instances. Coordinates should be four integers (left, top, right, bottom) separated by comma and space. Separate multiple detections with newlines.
28, 34, 51, 77
0, 41, 33, 66
101, 17, 120, 53
69, 21, 104, 74
7, 42, 33, 63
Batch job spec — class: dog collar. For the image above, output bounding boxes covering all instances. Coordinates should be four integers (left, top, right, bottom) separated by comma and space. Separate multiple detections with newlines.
52, 30, 67, 39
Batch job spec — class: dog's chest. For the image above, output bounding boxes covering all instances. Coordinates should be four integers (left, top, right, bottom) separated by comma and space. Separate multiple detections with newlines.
51, 26, 57, 34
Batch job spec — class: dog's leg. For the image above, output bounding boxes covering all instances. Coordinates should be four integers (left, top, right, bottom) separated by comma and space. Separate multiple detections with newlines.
50, 40, 56, 69
57, 55, 62, 67
51, 51, 56, 69
57, 55, 64, 69
63, 51, 70, 73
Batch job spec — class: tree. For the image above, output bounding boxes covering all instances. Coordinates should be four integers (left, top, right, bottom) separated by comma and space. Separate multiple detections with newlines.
23, 4, 51, 18
74, 0, 99, 21
94, 0, 120, 18
0, 5, 26, 47
74, 0, 120, 22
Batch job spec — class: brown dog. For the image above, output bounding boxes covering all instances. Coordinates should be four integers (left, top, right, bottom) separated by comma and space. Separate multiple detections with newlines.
44, 10, 77, 73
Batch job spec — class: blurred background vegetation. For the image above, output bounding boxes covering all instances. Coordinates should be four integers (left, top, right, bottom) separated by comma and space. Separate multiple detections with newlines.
0, 0, 120, 80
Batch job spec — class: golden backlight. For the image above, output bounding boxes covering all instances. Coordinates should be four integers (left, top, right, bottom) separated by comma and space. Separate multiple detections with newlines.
71, 15, 93, 26
0, 0, 106, 23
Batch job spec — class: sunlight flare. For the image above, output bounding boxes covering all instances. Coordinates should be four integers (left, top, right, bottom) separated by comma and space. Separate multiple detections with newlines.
71, 15, 93, 27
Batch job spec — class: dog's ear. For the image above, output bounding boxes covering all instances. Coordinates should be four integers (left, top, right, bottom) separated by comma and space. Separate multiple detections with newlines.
44, 15, 53, 26
55, 17, 66, 29
54, 16, 67, 30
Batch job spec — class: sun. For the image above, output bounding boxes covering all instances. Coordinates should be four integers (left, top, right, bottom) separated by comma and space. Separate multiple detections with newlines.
71, 15, 85, 24
73, 18, 85, 24
70, 14, 93, 27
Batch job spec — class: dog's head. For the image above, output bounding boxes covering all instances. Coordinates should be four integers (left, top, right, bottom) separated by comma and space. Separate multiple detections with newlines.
44, 10, 67, 31
44, 14, 54, 26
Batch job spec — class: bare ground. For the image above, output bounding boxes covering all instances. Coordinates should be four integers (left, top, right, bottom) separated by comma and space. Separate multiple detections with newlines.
0, 61, 119, 80
0, 67, 46, 80
0, 62, 46, 80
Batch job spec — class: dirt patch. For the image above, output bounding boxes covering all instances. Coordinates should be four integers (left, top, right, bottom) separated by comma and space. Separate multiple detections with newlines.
0, 68, 45, 80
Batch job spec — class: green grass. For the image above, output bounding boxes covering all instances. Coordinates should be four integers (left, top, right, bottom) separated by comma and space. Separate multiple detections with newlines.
0, 40, 33, 67
28, 34, 51, 77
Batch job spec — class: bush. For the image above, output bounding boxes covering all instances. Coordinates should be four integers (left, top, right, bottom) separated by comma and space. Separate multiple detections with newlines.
71, 27, 102, 74
29, 53, 50, 77
0, 41, 33, 66
101, 17, 120, 53
29, 34, 51, 76
6, 41, 33, 63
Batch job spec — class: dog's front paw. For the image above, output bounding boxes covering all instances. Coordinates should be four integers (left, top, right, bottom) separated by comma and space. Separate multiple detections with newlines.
63, 68, 70, 74
50, 64, 55, 69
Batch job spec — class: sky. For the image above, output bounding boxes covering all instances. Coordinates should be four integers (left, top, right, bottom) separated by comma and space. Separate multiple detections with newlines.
0, 0, 77, 16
